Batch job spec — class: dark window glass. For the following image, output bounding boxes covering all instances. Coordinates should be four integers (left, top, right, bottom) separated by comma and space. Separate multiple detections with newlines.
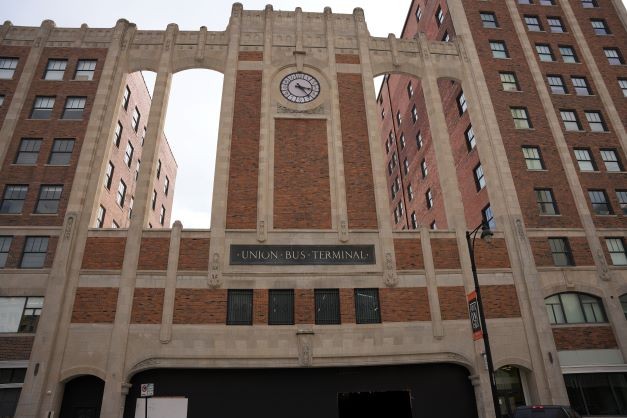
536, 188, 558, 215
0, 57, 18, 79
30, 96, 55, 119
15, 139, 42, 165
355, 288, 381, 324
565, 373, 627, 416
545, 292, 606, 324
21, 237, 48, 268
227, 289, 253, 325
62, 97, 86, 119
35, 185, 62, 214
44, 59, 67, 80
49, 139, 74, 165
481, 12, 498, 28
268, 289, 294, 325
0, 185, 28, 214
74, 60, 96, 80
0, 236, 11, 268
548, 238, 573, 266
315, 289, 341, 325
588, 190, 612, 215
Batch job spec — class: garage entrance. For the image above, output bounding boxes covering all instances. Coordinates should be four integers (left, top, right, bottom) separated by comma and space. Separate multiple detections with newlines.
338, 391, 412, 418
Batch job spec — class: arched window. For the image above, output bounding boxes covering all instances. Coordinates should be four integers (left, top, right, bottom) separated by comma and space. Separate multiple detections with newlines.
620, 294, 627, 320
544, 292, 607, 324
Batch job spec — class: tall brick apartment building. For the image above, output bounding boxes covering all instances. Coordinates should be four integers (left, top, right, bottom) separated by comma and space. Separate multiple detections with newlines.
0, 2, 625, 418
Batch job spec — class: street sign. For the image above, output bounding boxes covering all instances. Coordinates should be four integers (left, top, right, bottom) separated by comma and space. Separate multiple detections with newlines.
140, 383, 154, 397
467, 291, 483, 341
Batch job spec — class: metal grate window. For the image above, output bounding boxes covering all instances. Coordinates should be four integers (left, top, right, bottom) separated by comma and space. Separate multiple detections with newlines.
315, 289, 340, 325
227, 289, 253, 325
355, 288, 381, 324
268, 289, 294, 325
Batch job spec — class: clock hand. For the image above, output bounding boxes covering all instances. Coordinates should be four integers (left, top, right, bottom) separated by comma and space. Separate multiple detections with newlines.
295, 83, 312, 92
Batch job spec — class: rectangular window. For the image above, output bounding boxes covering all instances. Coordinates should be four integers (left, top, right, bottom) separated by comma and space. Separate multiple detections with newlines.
574, 148, 596, 171
426, 189, 433, 209
403, 158, 409, 175
396, 110, 402, 126
591, 19, 610, 35
135, 160, 141, 181
549, 237, 573, 266
518, 0, 532, 4
442, 32, 450, 43
589, 190, 612, 215
523, 146, 544, 170
35, 185, 62, 214
457, 92, 467, 114
536, 188, 558, 215
560, 110, 581, 131
226, 289, 253, 325
0, 236, 11, 268
490, 41, 509, 59
129, 197, 134, 219
268, 289, 294, 325
500, 72, 519, 91
619, 79, 627, 97
465, 125, 476, 151
571, 77, 591, 95
525, 16, 542, 31
21, 237, 48, 268
0, 297, 44, 332
421, 159, 428, 178
116, 180, 126, 207
159, 205, 165, 226
74, 60, 96, 80
0, 185, 28, 214
124, 142, 134, 167
536, 44, 554, 62
157, 159, 162, 179
407, 184, 414, 201
104, 161, 114, 189
44, 59, 67, 80
49, 139, 74, 165
436, 6, 444, 26
482, 205, 496, 229
132, 107, 141, 131
411, 105, 418, 123
15, 138, 42, 165
416, 132, 423, 149
540, 0, 555, 4
581, 0, 597, 7
430, 221, 437, 230
111, 220, 119, 229
0, 95, 4, 106
400, 134, 406, 150
95, 205, 105, 228
152, 189, 157, 210
511, 107, 531, 129
415, 6, 422, 21
164, 176, 170, 195
548, 75, 566, 94
113, 121, 122, 147
559, 46, 578, 63
0, 57, 18, 79
141, 126, 146, 146
585, 111, 607, 132
601, 149, 622, 172
122, 85, 131, 110
407, 82, 413, 98
547, 17, 565, 33
411, 212, 418, 229
355, 289, 381, 324
30, 96, 55, 119
606, 238, 627, 265
481, 12, 498, 28
315, 289, 340, 325
474, 164, 486, 190
616, 190, 627, 215
61, 97, 86, 119
604, 48, 624, 65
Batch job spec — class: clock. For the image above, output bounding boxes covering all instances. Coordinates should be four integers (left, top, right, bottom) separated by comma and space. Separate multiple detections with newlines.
280, 72, 320, 103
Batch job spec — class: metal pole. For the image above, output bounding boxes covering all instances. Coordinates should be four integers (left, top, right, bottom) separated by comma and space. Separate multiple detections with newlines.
466, 229, 502, 418
145, 397, 148, 418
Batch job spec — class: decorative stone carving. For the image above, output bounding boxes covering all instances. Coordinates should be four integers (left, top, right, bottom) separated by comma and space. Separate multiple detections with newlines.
276, 104, 325, 115
296, 329, 314, 367
63, 213, 76, 240
208, 252, 222, 288
257, 219, 266, 242
596, 248, 611, 281
384, 252, 398, 287
339, 219, 349, 242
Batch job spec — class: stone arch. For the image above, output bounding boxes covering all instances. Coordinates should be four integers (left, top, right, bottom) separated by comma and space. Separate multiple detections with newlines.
125, 57, 160, 75
371, 66, 424, 82
543, 284, 605, 300
494, 357, 533, 372
60, 366, 107, 383
58, 374, 105, 418
171, 55, 226, 75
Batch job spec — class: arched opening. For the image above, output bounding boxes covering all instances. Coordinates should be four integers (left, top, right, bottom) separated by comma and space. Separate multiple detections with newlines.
58, 375, 105, 418
495, 365, 528, 418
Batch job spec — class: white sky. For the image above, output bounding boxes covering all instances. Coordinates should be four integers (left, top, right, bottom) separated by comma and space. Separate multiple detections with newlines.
4, 0, 627, 227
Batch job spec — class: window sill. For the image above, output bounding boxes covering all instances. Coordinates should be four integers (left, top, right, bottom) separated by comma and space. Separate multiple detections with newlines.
527, 169, 549, 172
550, 322, 609, 328
539, 214, 562, 217
30, 213, 58, 216
592, 214, 617, 217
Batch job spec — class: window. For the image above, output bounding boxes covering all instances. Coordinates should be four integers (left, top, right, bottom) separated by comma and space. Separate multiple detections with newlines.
0, 236, 11, 268
407, 82, 413, 98
415, 5, 422, 21
44, 59, 67, 80
474, 164, 486, 191
141, 126, 146, 146
430, 221, 437, 230
122, 85, 131, 110
523, 146, 544, 170
622, 294, 627, 319
500, 72, 519, 91
490, 41, 509, 59
548, 238, 573, 266
585, 111, 607, 132
391, 177, 400, 199
619, 79, 627, 97
591, 19, 610, 35
35, 185, 62, 214
124, 142, 134, 167
111, 220, 119, 229
268, 289, 294, 325
164, 176, 170, 195
355, 289, 381, 324
536, 44, 554, 62
156, 159, 162, 179
601, 149, 622, 172
403, 158, 409, 175
62, 97, 86, 119
616, 190, 627, 215
128, 197, 134, 219
525, 16, 542, 32
482, 205, 496, 229
0, 185, 28, 214
152, 189, 157, 210
560, 110, 581, 131
0, 95, 4, 106
416, 132, 423, 149
421, 159, 428, 178
535, 188, 558, 214
315, 289, 340, 325
588, 190, 612, 215
442, 32, 450, 43
104, 161, 114, 189
396, 110, 402, 126
226, 289, 253, 325
571, 77, 591, 95
21, 237, 48, 268
74, 59, 96, 80
116, 180, 126, 207
410, 212, 418, 229
481, 12, 498, 28
15, 139, 42, 165
565, 373, 627, 416
573, 148, 596, 171
396, 201, 404, 220
0, 57, 18, 79
113, 121, 122, 147
49, 139, 74, 165
407, 184, 414, 201
547, 17, 565, 33
547, 75, 566, 94
604, 48, 624, 65
132, 106, 140, 131
559, 46, 578, 63
436, 6, 444, 26
30, 96, 55, 119
95, 205, 105, 228
399, 134, 406, 150
426, 189, 433, 209
0, 297, 44, 332
540, 0, 555, 4
545, 292, 606, 324
581, 0, 597, 7
381, 109, 385, 120
411, 105, 418, 123
511, 107, 531, 129
457, 92, 467, 114
518, 0, 532, 4
135, 160, 140, 181
159, 205, 165, 226
606, 238, 627, 265
465, 125, 476, 151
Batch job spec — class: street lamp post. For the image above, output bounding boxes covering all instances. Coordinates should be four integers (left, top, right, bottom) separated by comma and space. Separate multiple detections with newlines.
466, 221, 501, 418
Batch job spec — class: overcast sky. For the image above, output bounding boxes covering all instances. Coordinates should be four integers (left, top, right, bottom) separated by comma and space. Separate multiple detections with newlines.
5, 0, 627, 228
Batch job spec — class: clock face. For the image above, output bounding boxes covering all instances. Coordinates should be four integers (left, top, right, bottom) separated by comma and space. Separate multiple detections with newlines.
280, 72, 320, 103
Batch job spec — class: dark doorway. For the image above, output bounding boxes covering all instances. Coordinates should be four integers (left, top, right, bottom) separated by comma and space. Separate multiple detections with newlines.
59, 375, 104, 418
338, 391, 412, 418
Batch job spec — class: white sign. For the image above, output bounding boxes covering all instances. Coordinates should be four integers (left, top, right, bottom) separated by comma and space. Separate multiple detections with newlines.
140, 383, 154, 397
135, 397, 188, 418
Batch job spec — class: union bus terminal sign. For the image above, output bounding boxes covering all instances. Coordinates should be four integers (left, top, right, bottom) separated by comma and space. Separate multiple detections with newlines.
230, 245, 376, 265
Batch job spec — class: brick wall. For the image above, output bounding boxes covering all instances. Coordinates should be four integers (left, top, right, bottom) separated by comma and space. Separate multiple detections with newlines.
431, 238, 461, 269
71, 287, 119, 323
473, 238, 511, 269
295, 289, 314, 324
0, 336, 34, 361
131, 288, 164, 324
394, 238, 425, 270
0, 46, 31, 126
177, 238, 209, 271
482, 285, 521, 319
81, 237, 126, 270
552, 326, 617, 350
335, 54, 360, 64
253, 289, 268, 325
2, 235, 57, 269
339, 288, 356, 324
137, 237, 169, 270
380, 287, 431, 322
438, 286, 468, 320
173, 289, 227, 324
274, 118, 331, 229
530, 236, 594, 267
238, 51, 263, 61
